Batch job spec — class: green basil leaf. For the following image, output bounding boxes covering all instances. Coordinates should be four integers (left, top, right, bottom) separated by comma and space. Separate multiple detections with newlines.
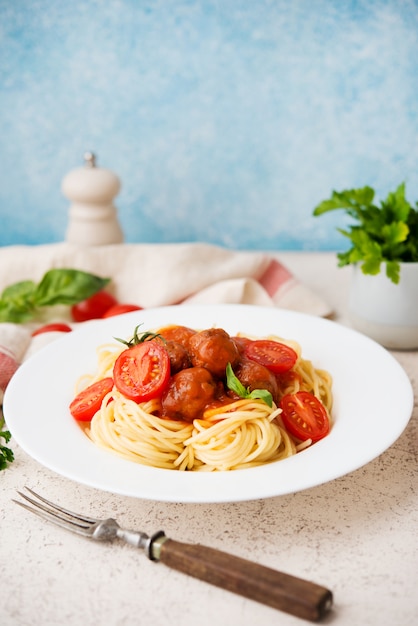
0, 269, 111, 323
0, 300, 34, 323
248, 388, 273, 408
33, 269, 110, 306
225, 363, 273, 408
1, 279, 37, 301
225, 363, 248, 397
0, 280, 38, 322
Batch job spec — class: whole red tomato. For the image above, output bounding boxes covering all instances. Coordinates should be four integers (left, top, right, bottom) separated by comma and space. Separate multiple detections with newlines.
71, 291, 118, 322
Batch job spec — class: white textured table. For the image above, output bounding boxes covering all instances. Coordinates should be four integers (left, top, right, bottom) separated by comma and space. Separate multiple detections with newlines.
1, 252, 417, 626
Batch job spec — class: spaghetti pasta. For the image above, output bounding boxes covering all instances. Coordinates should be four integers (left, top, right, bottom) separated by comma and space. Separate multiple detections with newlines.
72, 326, 333, 472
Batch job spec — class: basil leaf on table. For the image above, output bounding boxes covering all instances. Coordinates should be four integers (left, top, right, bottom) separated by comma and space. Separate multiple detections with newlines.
0, 280, 38, 323
34, 269, 110, 306
0, 269, 110, 323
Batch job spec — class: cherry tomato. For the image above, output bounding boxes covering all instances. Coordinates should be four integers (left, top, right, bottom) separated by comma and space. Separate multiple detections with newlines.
69, 377, 114, 422
32, 323, 72, 336
102, 304, 143, 318
280, 391, 330, 442
71, 291, 118, 322
245, 339, 298, 374
113, 341, 170, 402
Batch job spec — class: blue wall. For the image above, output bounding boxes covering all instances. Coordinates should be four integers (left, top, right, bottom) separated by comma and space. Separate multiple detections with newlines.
1, 0, 417, 250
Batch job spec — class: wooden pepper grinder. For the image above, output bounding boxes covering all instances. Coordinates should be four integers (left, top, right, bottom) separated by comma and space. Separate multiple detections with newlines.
62, 152, 124, 245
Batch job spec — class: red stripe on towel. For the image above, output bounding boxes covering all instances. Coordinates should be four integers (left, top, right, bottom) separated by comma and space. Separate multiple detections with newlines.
0, 351, 19, 392
258, 259, 293, 297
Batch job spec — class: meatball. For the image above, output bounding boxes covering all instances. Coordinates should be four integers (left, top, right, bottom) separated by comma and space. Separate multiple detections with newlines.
188, 328, 240, 378
164, 340, 192, 374
231, 335, 252, 355
158, 325, 196, 349
161, 367, 217, 422
232, 358, 279, 404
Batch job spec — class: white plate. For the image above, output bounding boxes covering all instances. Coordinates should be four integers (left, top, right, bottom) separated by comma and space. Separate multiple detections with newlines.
3, 304, 413, 503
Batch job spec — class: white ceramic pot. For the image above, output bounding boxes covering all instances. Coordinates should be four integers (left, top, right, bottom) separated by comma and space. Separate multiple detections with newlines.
349, 262, 418, 350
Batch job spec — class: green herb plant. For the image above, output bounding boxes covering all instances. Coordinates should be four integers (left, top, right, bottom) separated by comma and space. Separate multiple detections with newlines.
313, 182, 418, 284
225, 363, 273, 407
0, 269, 110, 323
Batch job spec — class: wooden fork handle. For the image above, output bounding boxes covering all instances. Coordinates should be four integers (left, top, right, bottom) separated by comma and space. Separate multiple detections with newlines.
150, 535, 333, 622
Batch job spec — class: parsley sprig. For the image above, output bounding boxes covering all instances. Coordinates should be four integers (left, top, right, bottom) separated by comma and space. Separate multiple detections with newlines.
313, 182, 418, 284
0, 411, 14, 470
225, 363, 273, 407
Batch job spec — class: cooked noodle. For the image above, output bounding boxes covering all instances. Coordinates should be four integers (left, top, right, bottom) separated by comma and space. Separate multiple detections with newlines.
76, 330, 333, 472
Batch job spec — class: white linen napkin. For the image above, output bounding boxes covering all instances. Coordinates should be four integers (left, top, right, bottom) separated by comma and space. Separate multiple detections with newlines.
0, 242, 332, 401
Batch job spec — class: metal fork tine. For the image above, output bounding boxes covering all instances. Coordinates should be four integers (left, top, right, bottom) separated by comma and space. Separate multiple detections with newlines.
23, 487, 98, 524
13, 499, 93, 537
13, 488, 98, 536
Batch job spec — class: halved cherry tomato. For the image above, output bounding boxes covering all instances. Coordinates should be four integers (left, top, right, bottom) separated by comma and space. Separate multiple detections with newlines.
113, 341, 170, 402
69, 377, 114, 422
102, 304, 143, 318
71, 291, 118, 322
245, 339, 298, 374
280, 391, 330, 442
32, 323, 72, 336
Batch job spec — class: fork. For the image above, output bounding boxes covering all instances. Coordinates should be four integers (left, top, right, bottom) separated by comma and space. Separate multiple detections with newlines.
14, 487, 333, 622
